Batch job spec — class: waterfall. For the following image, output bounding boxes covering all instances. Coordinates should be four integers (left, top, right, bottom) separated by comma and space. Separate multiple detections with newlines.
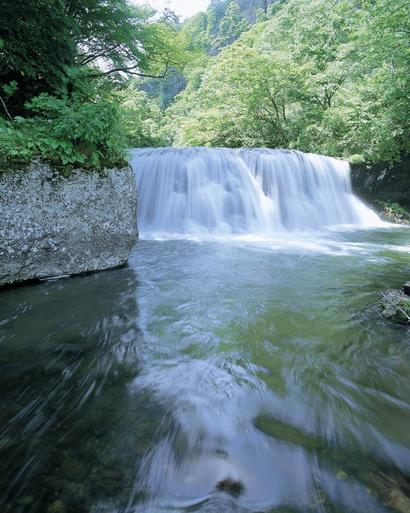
130, 147, 380, 236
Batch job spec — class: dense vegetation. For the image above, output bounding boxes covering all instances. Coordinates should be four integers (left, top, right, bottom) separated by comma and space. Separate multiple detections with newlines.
0, 0, 185, 167
163, 0, 409, 163
1, 0, 409, 167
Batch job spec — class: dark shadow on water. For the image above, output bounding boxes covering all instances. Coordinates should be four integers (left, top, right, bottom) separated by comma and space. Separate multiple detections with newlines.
0, 267, 162, 513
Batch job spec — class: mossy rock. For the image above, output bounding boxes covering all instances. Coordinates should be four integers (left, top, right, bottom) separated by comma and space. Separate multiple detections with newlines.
254, 415, 322, 451
379, 289, 410, 324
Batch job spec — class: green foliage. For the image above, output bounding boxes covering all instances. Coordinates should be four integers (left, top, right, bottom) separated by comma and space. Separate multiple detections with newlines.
115, 84, 166, 148
0, 94, 126, 168
165, 0, 410, 163
347, 154, 366, 166
214, 2, 249, 49
0, 0, 187, 168
0, 0, 76, 114
2, 0, 409, 169
0, 0, 185, 115
375, 201, 410, 223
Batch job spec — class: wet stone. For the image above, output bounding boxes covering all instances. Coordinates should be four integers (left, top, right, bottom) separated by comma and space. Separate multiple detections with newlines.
379, 289, 410, 324
216, 478, 245, 497
386, 488, 410, 513
47, 500, 66, 513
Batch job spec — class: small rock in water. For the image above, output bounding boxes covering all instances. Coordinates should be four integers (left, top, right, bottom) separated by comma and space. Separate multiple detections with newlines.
216, 478, 245, 497
379, 289, 410, 324
403, 282, 410, 296
47, 500, 66, 513
386, 488, 410, 513
336, 470, 348, 481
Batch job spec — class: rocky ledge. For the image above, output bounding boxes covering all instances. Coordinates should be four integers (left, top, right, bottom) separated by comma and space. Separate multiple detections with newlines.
0, 162, 138, 287
350, 156, 410, 212
379, 285, 410, 324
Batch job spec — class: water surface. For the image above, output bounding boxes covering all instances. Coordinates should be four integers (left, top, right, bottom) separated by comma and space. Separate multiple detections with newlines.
1, 227, 410, 513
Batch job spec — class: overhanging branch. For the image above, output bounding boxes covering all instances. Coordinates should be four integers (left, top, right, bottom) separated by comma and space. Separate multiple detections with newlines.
83, 64, 169, 79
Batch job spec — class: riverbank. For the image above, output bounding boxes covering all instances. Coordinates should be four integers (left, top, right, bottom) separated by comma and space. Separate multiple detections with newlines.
0, 162, 138, 287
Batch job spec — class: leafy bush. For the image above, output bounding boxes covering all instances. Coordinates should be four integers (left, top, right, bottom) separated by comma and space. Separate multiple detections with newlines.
0, 94, 127, 168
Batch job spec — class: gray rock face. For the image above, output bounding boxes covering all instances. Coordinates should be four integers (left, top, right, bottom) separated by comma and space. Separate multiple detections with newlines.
350, 157, 410, 209
0, 163, 138, 287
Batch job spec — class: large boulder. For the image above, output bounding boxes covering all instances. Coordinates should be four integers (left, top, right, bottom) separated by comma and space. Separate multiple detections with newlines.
0, 162, 138, 286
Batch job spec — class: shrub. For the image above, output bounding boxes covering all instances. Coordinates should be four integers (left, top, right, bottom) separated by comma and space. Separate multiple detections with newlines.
347, 154, 366, 165
0, 93, 127, 169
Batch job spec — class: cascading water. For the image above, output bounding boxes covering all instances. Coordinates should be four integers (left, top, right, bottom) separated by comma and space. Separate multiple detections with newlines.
130, 147, 380, 236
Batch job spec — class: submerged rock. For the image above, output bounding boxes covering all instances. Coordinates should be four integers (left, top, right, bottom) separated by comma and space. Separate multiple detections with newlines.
216, 478, 245, 497
363, 472, 410, 513
0, 163, 138, 286
336, 470, 348, 481
16, 496, 34, 506
379, 289, 410, 324
47, 500, 66, 513
61, 456, 88, 481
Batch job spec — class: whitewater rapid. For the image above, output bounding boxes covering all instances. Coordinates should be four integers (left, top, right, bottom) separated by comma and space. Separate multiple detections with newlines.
130, 147, 380, 237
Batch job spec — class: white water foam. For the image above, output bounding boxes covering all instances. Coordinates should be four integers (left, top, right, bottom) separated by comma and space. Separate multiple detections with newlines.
130, 147, 381, 237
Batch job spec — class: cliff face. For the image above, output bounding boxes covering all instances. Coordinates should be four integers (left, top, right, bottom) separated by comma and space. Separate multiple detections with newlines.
350, 157, 410, 208
0, 163, 138, 287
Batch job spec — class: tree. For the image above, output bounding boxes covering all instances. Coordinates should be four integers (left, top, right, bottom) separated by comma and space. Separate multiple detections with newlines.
165, 0, 409, 163
0, 0, 75, 114
0, 0, 185, 115
214, 2, 249, 49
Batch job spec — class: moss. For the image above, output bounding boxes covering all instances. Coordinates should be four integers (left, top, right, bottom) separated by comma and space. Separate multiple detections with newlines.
0, 159, 129, 177
254, 415, 322, 451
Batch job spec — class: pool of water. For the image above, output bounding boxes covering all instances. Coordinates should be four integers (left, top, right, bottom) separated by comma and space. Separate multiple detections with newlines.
1, 227, 409, 513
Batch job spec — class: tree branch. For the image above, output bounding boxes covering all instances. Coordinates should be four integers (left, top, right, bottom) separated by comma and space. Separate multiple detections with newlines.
78, 43, 122, 65
83, 64, 169, 79
0, 95, 13, 120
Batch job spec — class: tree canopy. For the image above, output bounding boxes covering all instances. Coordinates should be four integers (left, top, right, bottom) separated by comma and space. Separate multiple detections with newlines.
0, 0, 185, 166
1, 0, 409, 167
163, 0, 410, 163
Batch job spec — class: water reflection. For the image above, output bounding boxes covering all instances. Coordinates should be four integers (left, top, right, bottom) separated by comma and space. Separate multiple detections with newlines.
0, 268, 159, 513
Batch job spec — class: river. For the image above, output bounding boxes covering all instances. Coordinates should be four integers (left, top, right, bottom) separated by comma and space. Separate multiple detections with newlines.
1, 149, 409, 513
